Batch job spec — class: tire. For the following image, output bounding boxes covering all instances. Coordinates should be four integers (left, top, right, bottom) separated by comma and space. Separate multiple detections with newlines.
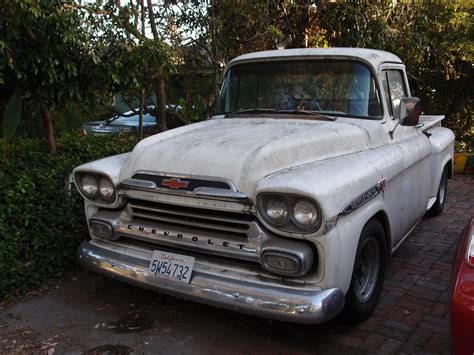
344, 219, 386, 321
427, 166, 448, 217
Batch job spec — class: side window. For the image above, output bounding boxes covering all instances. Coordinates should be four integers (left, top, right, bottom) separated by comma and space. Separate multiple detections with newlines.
381, 72, 393, 117
382, 70, 407, 119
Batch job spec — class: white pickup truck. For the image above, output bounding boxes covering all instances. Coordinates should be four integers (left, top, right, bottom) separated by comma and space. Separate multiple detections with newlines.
74, 48, 454, 324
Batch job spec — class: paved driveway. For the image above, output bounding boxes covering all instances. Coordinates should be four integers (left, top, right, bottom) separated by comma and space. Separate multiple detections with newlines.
1, 175, 472, 354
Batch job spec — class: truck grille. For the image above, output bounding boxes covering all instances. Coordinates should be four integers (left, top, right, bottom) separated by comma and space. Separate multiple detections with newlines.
129, 199, 255, 238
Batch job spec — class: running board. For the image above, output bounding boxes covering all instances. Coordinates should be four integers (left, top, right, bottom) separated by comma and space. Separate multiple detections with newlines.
391, 217, 422, 254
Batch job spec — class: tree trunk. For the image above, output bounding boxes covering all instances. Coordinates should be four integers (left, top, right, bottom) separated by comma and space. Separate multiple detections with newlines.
291, 0, 310, 48
210, 0, 219, 104
138, 92, 144, 141
138, 0, 145, 142
147, 0, 168, 132
41, 110, 56, 153
155, 67, 167, 132
140, 0, 145, 35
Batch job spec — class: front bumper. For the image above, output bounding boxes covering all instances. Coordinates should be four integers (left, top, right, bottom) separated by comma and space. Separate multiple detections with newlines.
78, 240, 345, 324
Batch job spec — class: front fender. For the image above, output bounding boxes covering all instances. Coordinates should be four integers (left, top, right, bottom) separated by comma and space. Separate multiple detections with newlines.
254, 147, 404, 292
73, 152, 131, 209
254, 144, 402, 238
316, 196, 388, 293
73, 152, 131, 185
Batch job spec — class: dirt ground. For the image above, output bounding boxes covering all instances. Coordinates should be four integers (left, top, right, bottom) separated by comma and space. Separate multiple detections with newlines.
1, 175, 472, 354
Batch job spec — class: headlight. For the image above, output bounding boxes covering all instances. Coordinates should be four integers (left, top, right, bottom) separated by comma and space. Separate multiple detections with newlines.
265, 198, 289, 223
258, 193, 322, 234
293, 200, 319, 227
80, 175, 98, 198
98, 177, 115, 201
76, 172, 117, 204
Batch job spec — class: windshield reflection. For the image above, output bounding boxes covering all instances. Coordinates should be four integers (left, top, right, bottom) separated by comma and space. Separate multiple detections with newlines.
216, 61, 383, 119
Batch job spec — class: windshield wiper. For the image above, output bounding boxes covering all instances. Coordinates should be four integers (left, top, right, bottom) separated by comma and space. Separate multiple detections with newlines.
224, 108, 336, 121
224, 108, 278, 117
278, 110, 336, 121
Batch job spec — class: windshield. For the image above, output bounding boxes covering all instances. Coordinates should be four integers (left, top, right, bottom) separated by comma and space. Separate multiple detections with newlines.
216, 60, 383, 118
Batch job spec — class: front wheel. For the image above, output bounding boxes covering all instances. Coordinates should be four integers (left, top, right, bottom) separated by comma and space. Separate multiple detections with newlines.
427, 166, 448, 217
344, 219, 386, 321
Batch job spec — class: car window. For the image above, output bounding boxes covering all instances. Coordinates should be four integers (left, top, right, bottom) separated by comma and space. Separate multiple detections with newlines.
382, 70, 407, 119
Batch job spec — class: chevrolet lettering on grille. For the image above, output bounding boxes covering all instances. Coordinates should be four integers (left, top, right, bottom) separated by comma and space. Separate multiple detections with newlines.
123, 223, 255, 253
161, 178, 190, 189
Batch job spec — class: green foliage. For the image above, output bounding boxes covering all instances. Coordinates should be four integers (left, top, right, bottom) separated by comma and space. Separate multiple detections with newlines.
51, 102, 116, 136
117, 39, 174, 106
0, 0, 119, 142
0, 133, 136, 300
314, 2, 473, 144
0, 1, 102, 109
81, 1, 174, 129
2, 1, 471, 142
0, 1, 173, 139
3, 90, 22, 140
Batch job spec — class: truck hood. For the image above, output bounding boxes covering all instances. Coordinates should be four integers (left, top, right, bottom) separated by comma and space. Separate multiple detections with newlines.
120, 117, 388, 196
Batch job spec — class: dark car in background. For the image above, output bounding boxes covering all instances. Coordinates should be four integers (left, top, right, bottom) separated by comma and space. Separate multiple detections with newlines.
81, 112, 159, 135
451, 218, 474, 355
81, 106, 185, 135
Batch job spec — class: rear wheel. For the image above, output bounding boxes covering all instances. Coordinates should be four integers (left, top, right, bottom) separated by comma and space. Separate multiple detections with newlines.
344, 219, 386, 321
427, 166, 447, 217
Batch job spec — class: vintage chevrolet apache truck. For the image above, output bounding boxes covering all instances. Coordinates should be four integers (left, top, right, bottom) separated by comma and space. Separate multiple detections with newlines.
74, 48, 455, 323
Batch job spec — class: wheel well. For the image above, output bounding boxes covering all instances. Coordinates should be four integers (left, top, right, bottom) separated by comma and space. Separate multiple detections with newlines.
372, 211, 391, 255
446, 159, 453, 179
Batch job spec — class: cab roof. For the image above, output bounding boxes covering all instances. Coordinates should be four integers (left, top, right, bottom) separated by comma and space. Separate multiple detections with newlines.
226, 47, 403, 72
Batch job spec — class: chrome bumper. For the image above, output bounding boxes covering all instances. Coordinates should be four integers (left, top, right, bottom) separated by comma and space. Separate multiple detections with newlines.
78, 240, 345, 324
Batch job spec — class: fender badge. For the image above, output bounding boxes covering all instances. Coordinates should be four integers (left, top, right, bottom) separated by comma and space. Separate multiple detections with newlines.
340, 179, 386, 215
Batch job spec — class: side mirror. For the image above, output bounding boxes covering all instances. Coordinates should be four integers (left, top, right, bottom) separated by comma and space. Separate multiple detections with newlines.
399, 97, 421, 126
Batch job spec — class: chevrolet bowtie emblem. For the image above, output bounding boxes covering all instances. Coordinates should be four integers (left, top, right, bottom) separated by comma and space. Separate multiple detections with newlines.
161, 178, 190, 189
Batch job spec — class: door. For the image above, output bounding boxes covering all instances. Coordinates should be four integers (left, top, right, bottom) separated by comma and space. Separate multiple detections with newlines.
382, 68, 431, 242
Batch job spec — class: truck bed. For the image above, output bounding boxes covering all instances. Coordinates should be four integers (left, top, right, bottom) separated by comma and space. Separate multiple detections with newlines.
419, 115, 445, 131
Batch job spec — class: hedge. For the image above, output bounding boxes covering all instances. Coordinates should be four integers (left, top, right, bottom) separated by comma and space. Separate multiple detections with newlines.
0, 133, 137, 300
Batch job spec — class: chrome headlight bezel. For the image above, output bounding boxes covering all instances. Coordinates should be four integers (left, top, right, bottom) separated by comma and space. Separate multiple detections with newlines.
257, 193, 323, 234
75, 172, 117, 205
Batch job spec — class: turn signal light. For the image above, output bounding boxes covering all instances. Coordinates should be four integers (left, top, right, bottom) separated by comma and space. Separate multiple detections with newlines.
262, 251, 301, 275
90, 220, 114, 239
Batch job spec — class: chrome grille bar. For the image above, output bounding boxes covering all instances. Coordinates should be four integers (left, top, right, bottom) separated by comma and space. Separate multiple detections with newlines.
128, 199, 254, 237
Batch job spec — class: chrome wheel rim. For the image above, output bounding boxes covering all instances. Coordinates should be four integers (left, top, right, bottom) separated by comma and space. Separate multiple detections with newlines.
439, 170, 446, 205
354, 236, 380, 302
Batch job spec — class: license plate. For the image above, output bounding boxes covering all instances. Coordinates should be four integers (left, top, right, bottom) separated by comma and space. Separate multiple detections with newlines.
148, 250, 195, 284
